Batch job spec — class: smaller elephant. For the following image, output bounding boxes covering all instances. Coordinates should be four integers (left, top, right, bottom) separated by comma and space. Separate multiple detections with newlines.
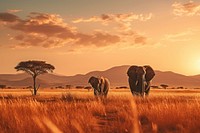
88, 76, 110, 97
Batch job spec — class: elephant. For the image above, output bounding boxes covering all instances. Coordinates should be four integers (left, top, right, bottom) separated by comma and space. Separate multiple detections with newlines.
88, 76, 110, 97
127, 65, 155, 97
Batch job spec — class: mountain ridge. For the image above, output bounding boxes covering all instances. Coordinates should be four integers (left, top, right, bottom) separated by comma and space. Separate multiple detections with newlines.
0, 65, 200, 88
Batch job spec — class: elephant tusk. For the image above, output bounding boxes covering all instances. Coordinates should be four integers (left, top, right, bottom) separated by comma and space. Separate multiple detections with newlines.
135, 80, 138, 86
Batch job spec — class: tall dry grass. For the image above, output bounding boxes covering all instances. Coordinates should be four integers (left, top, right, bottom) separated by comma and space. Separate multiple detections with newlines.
136, 95, 200, 133
0, 94, 134, 133
0, 89, 199, 133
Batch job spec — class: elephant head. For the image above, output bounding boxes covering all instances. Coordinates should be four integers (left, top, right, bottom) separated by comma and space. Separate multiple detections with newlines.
88, 76, 101, 93
127, 65, 155, 96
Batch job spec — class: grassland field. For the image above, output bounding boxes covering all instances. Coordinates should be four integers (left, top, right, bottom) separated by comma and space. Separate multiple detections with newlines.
0, 88, 200, 133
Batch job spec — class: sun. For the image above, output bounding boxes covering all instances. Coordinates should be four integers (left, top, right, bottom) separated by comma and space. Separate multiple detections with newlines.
183, 56, 200, 75
196, 59, 200, 68
192, 59, 200, 75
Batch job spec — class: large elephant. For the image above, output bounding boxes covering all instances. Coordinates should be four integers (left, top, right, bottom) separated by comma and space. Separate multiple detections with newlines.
127, 65, 155, 96
88, 76, 110, 97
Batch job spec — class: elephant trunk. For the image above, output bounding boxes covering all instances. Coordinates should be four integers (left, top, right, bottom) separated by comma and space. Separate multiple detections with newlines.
136, 74, 146, 96
141, 75, 146, 97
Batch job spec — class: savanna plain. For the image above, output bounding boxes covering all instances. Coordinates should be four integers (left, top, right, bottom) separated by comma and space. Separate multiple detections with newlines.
0, 88, 200, 133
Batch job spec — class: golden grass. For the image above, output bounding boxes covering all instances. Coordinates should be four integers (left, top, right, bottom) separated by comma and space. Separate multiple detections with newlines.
0, 89, 200, 133
136, 95, 200, 133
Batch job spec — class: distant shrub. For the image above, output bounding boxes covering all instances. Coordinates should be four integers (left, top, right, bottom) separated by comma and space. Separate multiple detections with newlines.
0, 85, 6, 89
160, 84, 169, 89
76, 86, 84, 89
119, 86, 128, 89
151, 86, 160, 89
66, 85, 72, 89
84, 86, 92, 89
177, 86, 184, 89
55, 86, 64, 89
115, 86, 128, 89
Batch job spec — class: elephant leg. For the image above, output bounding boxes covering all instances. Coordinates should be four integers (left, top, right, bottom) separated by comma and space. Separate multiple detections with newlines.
129, 78, 137, 95
104, 88, 108, 97
145, 81, 151, 96
94, 89, 100, 96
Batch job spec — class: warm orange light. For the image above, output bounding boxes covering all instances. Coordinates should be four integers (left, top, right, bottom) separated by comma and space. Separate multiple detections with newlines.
187, 58, 200, 75
195, 59, 200, 71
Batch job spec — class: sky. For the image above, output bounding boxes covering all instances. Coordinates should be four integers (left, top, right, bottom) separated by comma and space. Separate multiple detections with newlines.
1, 0, 200, 76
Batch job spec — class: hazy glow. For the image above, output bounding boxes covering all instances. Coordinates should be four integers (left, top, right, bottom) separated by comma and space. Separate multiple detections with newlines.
192, 59, 200, 73
0, 0, 200, 76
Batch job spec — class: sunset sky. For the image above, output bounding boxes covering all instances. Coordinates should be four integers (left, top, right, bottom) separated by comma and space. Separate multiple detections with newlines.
1, 0, 200, 76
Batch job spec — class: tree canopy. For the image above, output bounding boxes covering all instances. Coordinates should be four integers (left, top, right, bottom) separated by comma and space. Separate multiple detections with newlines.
15, 60, 55, 77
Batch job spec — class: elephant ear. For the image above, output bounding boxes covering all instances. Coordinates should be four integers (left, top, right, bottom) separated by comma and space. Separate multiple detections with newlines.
127, 65, 138, 79
144, 65, 155, 81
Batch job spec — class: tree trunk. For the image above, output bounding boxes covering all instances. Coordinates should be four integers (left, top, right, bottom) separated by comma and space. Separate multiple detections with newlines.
33, 75, 37, 95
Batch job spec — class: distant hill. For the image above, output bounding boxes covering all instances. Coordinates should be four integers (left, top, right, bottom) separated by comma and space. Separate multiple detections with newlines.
0, 73, 68, 88
0, 65, 200, 88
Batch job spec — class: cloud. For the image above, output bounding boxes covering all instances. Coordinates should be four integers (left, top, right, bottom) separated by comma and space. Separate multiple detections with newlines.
0, 12, 20, 22
73, 12, 152, 31
0, 12, 149, 49
172, 1, 200, 16
10, 12, 76, 39
0, 12, 78, 48
75, 32, 120, 47
120, 31, 148, 45
163, 30, 194, 42
73, 13, 152, 23
7, 9, 22, 13
134, 36, 147, 44
12, 34, 71, 48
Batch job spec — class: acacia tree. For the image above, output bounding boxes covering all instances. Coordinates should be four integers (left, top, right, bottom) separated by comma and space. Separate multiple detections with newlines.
15, 60, 55, 95
160, 84, 169, 89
